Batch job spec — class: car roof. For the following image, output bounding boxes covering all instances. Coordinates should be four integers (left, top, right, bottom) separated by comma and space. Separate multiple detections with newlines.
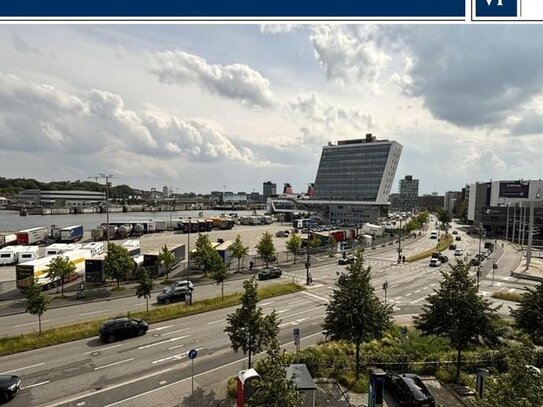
396, 374, 430, 398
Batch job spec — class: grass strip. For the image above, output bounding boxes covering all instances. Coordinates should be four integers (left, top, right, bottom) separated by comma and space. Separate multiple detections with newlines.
406, 235, 454, 263
491, 291, 523, 303
0, 282, 303, 356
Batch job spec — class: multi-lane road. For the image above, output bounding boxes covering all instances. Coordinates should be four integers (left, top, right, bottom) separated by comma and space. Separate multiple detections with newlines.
1, 217, 536, 406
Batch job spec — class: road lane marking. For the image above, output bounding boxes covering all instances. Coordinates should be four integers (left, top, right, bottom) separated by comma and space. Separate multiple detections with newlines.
301, 291, 329, 302
152, 347, 206, 365
13, 320, 49, 328
405, 292, 412, 296
260, 302, 273, 306
21, 380, 50, 389
0, 362, 45, 374
287, 299, 307, 305
207, 319, 225, 325
279, 317, 309, 327
94, 358, 134, 371
276, 308, 291, 314
282, 306, 324, 320
84, 344, 122, 355
414, 290, 421, 293
79, 309, 110, 316
168, 344, 185, 350
151, 325, 174, 331
161, 328, 190, 336
138, 335, 190, 350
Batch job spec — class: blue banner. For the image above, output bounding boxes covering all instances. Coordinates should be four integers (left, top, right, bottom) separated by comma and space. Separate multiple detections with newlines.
0, 0, 465, 18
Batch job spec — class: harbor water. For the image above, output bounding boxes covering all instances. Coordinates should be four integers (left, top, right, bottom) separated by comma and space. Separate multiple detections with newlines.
0, 209, 264, 233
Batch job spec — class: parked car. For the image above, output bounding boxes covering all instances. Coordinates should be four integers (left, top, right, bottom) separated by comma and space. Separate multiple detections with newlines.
99, 317, 148, 343
338, 255, 355, 265
449, 244, 457, 250
429, 258, 441, 267
275, 230, 290, 238
452, 230, 458, 235
157, 286, 190, 304
455, 236, 462, 241
170, 280, 194, 292
257, 267, 282, 280
0, 375, 21, 403
440, 255, 449, 263
454, 248, 463, 256
386, 373, 435, 407
431, 252, 441, 259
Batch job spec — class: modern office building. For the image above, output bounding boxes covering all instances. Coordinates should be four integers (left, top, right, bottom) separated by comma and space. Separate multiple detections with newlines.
417, 194, 445, 211
444, 191, 462, 214
467, 179, 543, 244
16, 189, 106, 207
398, 175, 419, 212
311, 134, 402, 224
263, 181, 277, 200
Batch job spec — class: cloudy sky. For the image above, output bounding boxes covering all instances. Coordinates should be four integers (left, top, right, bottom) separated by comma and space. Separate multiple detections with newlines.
0, 24, 542, 195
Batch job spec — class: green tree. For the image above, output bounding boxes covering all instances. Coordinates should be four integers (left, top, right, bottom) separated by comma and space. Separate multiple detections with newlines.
157, 244, 176, 281
511, 282, 543, 341
191, 234, 217, 276
256, 232, 276, 268
474, 345, 543, 407
25, 280, 50, 335
285, 233, 301, 264
308, 235, 321, 249
135, 269, 154, 314
323, 251, 393, 380
329, 235, 337, 253
414, 260, 501, 382
224, 277, 279, 368
104, 243, 133, 290
210, 250, 229, 299
249, 345, 303, 407
46, 254, 76, 298
228, 234, 249, 273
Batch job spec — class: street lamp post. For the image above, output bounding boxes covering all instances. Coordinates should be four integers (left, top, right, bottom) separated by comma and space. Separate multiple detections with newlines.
477, 225, 484, 288
526, 187, 541, 269
306, 222, 311, 285
398, 218, 403, 263
187, 217, 191, 282
90, 174, 113, 252
505, 202, 511, 242
512, 203, 517, 243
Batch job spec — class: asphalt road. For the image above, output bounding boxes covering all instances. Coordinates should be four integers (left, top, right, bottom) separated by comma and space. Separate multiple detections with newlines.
0, 216, 534, 406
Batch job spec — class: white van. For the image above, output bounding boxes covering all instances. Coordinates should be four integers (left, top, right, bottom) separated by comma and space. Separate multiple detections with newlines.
430, 230, 438, 239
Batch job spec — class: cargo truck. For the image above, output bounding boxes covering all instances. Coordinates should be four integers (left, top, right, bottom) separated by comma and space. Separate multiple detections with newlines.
0, 233, 17, 249
16, 227, 48, 245
82, 242, 104, 257
45, 243, 82, 256
16, 249, 91, 290
59, 225, 84, 243
17, 246, 40, 263
142, 244, 185, 277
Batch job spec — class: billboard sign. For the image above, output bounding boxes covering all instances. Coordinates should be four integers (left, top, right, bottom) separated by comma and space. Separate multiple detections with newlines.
499, 181, 529, 198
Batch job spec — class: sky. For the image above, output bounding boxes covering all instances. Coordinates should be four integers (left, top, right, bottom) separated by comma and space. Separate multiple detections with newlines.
0, 24, 542, 195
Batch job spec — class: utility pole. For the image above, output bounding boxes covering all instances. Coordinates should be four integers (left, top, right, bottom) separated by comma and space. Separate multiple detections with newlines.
526, 187, 541, 269
505, 202, 510, 242
187, 217, 191, 283
89, 174, 113, 252
398, 218, 403, 263
512, 203, 517, 243
477, 225, 483, 288
306, 221, 311, 285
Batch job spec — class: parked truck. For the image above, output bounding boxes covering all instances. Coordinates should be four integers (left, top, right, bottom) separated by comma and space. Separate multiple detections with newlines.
0, 233, 17, 249
17, 246, 40, 263
16, 249, 91, 290
142, 244, 185, 277
16, 227, 48, 245
45, 243, 82, 257
0, 245, 26, 266
361, 223, 384, 237
59, 225, 84, 243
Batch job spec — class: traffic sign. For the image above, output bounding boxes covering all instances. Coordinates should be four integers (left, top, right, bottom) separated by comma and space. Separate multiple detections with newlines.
293, 328, 300, 346
188, 349, 198, 360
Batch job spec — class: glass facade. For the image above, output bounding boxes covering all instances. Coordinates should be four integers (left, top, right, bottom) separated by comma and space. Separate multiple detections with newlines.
314, 143, 393, 201
399, 176, 419, 211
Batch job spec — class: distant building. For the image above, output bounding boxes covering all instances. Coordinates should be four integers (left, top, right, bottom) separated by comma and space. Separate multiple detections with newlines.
263, 181, 277, 200
248, 192, 261, 203
444, 191, 462, 214
15, 189, 106, 207
162, 186, 171, 198
398, 175, 419, 212
221, 193, 247, 206
389, 193, 400, 210
417, 194, 445, 210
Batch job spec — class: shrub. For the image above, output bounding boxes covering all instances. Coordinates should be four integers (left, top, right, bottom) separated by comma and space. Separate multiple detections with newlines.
227, 376, 237, 399
491, 291, 523, 302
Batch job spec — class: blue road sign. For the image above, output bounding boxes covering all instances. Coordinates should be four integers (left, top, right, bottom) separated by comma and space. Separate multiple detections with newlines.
188, 349, 198, 360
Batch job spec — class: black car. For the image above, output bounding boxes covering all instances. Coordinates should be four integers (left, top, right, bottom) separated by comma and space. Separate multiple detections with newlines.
157, 286, 190, 304
386, 373, 435, 407
455, 236, 461, 241
0, 375, 21, 403
449, 244, 457, 250
99, 317, 148, 343
257, 267, 282, 280
431, 252, 448, 263
338, 255, 355, 265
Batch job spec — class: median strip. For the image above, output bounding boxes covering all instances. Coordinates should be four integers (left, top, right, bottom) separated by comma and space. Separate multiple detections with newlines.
0, 282, 304, 357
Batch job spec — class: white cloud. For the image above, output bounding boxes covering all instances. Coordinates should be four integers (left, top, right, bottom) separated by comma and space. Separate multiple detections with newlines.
289, 92, 373, 130
151, 49, 276, 108
260, 24, 303, 34
310, 25, 390, 92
